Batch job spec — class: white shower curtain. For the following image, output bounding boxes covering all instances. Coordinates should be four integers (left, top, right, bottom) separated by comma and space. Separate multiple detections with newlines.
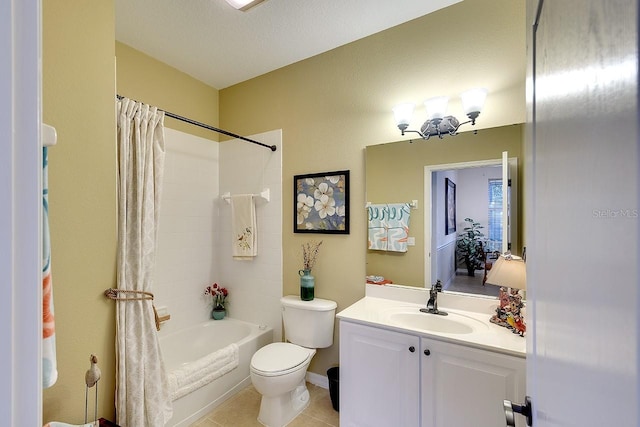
115, 98, 172, 426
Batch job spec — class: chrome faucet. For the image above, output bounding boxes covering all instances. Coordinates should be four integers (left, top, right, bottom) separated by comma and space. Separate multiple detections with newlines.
420, 280, 448, 316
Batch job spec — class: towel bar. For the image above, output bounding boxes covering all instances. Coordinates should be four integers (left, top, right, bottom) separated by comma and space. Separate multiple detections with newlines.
221, 188, 270, 204
366, 200, 418, 209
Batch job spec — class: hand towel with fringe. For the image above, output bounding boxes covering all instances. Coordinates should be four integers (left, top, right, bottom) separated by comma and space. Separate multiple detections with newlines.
385, 203, 411, 252
367, 204, 389, 251
368, 203, 411, 252
168, 343, 239, 401
42, 146, 58, 388
231, 194, 257, 260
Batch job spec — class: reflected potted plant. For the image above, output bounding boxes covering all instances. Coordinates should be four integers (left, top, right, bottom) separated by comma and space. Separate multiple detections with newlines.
456, 218, 486, 277
205, 283, 228, 320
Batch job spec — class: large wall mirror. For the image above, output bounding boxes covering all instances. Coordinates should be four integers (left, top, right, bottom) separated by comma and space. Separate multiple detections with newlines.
365, 124, 524, 298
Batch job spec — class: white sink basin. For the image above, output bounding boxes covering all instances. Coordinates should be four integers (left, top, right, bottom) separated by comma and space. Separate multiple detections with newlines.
385, 310, 488, 335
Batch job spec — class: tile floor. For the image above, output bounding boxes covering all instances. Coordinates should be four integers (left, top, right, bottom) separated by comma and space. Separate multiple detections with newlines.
446, 268, 501, 297
191, 382, 339, 427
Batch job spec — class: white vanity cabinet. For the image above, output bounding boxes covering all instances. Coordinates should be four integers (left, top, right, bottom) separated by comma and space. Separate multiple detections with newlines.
420, 337, 526, 427
340, 321, 420, 427
340, 320, 526, 427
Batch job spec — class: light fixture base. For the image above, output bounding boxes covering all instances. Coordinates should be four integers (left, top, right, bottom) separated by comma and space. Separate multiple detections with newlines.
420, 115, 460, 138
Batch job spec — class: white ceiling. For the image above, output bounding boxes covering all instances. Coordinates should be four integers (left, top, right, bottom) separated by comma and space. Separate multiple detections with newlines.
115, 0, 461, 89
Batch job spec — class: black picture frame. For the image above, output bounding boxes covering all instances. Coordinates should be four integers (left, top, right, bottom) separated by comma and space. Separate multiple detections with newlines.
446, 178, 456, 235
294, 170, 350, 234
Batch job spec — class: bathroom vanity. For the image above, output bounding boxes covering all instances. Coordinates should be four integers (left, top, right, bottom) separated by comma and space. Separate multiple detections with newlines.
337, 285, 526, 427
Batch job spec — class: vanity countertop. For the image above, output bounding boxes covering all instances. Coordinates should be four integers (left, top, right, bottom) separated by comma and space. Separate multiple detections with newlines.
337, 285, 526, 357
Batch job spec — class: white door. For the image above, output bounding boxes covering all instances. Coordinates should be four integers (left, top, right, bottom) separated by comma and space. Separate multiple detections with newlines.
522, 0, 639, 426
0, 0, 43, 425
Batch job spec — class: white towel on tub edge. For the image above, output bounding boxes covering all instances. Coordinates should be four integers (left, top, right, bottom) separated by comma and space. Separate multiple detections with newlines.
168, 343, 239, 401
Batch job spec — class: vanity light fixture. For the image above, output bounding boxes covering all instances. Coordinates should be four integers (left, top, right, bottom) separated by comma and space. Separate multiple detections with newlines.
392, 88, 488, 140
224, 0, 265, 11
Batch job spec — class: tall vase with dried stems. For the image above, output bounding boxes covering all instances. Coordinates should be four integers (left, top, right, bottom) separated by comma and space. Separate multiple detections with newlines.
300, 241, 322, 301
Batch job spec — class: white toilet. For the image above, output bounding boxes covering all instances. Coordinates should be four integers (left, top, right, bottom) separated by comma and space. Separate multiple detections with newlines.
250, 295, 337, 427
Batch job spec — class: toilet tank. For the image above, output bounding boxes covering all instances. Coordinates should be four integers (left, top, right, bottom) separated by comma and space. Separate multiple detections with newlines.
281, 295, 337, 349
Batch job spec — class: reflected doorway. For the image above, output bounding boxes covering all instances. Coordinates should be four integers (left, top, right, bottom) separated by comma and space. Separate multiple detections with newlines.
424, 156, 518, 297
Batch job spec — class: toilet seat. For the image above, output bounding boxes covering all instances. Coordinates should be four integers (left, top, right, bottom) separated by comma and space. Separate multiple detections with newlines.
251, 343, 314, 377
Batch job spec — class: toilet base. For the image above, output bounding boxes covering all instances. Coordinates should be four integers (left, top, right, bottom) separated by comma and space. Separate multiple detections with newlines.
257, 379, 310, 427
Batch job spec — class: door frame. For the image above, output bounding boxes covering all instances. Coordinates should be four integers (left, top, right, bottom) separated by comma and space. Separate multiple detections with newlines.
424, 157, 518, 287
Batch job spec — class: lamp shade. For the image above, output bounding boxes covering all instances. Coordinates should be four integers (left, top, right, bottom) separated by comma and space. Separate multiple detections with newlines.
460, 88, 488, 115
424, 96, 449, 120
485, 255, 526, 290
392, 103, 415, 127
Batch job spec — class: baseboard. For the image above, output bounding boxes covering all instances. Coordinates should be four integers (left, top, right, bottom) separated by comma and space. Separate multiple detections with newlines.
306, 371, 328, 389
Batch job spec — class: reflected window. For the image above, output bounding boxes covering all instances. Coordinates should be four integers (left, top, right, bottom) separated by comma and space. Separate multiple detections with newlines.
487, 179, 502, 252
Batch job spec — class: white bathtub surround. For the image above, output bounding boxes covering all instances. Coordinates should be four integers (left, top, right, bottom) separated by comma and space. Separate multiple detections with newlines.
152, 129, 282, 339
219, 130, 283, 340
161, 318, 273, 427
115, 98, 172, 425
152, 129, 220, 333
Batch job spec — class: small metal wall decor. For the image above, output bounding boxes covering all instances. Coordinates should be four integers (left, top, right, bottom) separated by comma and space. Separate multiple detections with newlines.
490, 287, 526, 336
294, 170, 350, 234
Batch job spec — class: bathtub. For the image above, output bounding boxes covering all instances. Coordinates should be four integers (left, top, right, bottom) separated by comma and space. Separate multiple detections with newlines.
160, 318, 273, 426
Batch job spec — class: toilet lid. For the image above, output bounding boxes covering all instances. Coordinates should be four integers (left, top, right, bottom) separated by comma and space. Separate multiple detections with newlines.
251, 343, 312, 376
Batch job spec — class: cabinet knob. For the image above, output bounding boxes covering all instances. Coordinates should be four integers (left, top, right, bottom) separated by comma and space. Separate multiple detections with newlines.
424, 349, 431, 356
409, 346, 415, 353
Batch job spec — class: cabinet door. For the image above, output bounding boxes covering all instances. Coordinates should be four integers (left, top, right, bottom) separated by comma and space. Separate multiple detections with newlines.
340, 321, 420, 427
421, 337, 526, 427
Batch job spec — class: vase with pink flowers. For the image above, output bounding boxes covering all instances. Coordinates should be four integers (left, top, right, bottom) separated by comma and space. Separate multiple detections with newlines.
205, 283, 228, 320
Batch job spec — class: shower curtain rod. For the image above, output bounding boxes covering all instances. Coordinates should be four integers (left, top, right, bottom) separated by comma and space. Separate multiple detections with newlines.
116, 95, 277, 152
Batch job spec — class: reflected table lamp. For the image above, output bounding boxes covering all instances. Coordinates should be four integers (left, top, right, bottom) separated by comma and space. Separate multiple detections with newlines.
485, 254, 527, 336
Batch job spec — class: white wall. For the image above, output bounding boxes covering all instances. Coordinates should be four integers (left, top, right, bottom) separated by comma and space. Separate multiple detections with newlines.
433, 170, 458, 249
456, 165, 502, 234
433, 170, 458, 285
219, 130, 283, 341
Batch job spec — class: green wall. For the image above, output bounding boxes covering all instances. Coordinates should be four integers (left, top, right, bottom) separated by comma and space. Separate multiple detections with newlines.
42, 0, 117, 423
42, 5, 220, 424
116, 42, 219, 141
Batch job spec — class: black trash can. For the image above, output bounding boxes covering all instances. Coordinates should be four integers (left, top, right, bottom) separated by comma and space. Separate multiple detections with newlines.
327, 366, 339, 412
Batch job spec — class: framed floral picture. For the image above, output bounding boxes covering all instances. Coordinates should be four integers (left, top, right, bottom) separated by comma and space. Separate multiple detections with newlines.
294, 170, 350, 234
